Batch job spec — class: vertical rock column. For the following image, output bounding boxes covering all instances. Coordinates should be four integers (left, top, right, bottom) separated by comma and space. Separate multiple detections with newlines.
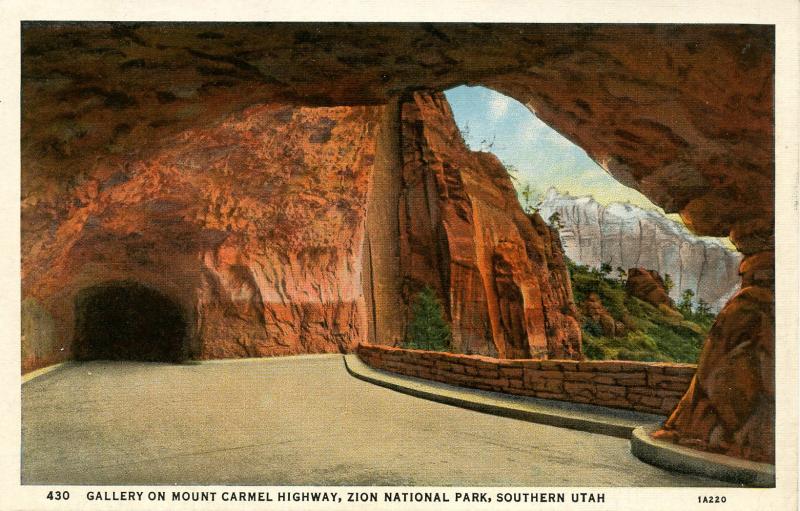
654, 250, 774, 462
397, 93, 497, 356
363, 91, 581, 359
361, 100, 407, 345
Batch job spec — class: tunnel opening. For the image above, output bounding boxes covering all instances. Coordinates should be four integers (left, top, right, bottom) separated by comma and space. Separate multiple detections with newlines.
73, 281, 188, 362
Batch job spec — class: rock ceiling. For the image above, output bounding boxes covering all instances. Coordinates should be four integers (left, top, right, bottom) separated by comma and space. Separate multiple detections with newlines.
22, 23, 773, 249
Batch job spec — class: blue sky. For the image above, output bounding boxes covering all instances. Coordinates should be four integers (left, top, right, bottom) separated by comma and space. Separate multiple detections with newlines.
444, 85, 666, 210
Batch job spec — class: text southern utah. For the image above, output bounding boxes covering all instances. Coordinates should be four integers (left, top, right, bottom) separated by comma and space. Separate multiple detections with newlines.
86, 490, 605, 504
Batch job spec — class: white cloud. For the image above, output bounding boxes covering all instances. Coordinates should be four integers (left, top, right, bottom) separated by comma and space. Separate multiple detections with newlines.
544, 128, 576, 148
487, 94, 511, 120
517, 114, 571, 149
519, 117, 545, 143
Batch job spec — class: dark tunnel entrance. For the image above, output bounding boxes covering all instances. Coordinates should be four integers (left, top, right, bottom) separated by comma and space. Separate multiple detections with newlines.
74, 281, 187, 362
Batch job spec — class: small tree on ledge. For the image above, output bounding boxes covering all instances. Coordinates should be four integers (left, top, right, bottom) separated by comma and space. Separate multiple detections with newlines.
404, 286, 452, 352
678, 288, 695, 316
663, 273, 675, 295
548, 211, 564, 230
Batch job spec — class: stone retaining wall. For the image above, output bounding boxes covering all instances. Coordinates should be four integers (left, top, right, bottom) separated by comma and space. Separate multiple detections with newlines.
357, 344, 696, 415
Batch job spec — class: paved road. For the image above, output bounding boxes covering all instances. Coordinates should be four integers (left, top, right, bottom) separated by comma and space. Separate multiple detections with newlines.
22, 355, 730, 486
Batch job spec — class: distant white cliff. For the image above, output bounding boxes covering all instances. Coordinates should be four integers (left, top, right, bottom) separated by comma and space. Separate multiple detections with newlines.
537, 188, 742, 311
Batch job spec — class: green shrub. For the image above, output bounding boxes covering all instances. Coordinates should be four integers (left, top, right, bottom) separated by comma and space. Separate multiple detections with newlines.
569, 255, 712, 364
580, 331, 610, 360
404, 286, 452, 351
582, 319, 604, 337
678, 288, 695, 316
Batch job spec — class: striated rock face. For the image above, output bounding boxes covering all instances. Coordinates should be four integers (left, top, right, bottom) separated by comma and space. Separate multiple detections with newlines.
361, 91, 581, 359
538, 189, 742, 311
22, 91, 581, 370
654, 252, 775, 462
626, 268, 674, 309
22, 102, 383, 371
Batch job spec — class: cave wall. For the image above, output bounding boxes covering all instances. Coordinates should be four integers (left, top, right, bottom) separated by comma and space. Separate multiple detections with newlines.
22, 23, 773, 251
361, 100, 407, 346
22, 89, 582, 370
653, 251, 775, 462
22, 102, 382, 371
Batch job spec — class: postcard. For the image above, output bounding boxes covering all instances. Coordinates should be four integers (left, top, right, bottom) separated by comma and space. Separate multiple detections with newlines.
2, 1, 798, 510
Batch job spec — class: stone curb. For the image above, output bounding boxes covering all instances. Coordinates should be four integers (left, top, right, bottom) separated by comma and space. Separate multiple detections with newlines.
343, 354, 662, 439
345, 355, 774, 487
630, 425, 775, 487
192, 353, 341, 365
22, 354, 341, 383
22, 362, 73, 385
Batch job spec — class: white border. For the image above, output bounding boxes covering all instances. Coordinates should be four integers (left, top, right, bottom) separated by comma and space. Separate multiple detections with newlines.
2, 1, 798, 510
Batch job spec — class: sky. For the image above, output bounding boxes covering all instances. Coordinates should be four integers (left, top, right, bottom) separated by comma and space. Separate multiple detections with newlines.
444, 85, 736, 250
444, 85, 668, 211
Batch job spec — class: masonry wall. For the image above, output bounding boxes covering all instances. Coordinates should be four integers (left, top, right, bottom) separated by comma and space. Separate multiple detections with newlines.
357, 344, 696, 415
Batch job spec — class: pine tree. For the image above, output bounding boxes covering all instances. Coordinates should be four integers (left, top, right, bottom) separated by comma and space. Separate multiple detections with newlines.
678, 289, 695, 316
404, 286, 452, 351
548, 211, 564, 230
663, 273, 675, 294
695, 299, 712, 318
518, 182, 543, 214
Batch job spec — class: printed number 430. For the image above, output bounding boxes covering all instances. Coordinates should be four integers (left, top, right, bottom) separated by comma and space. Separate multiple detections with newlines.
698, 495, 727, 503
46, 490, 70, 501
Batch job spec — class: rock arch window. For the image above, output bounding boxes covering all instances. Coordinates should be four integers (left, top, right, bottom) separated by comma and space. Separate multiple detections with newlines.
444, 85, 740, 297
442, 85, 743, 363
73, 281, 187, 362
444, 85, 680, 216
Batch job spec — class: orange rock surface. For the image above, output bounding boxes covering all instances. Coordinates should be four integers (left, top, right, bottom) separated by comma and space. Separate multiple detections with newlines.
626, 268, 674, 309
582, 293, 625, 338
23, 103, 383, 369
22, 92, 582, 369
22, 24, 773, 251
380, 91, 581, 359
654, 252, 775, 463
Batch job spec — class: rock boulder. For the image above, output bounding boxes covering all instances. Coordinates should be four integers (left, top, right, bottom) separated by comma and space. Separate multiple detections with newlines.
626, 268, 674, 309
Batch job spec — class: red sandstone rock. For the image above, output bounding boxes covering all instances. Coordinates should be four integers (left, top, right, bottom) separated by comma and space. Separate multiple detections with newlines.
22, 103, 382, 369
20, 23, 775, 463
626, 268, 674, 309
582, 293, 625, 338
22, 24, 773, 251
654, 254, 775, 463
379, 91, 581, 359
22, 91, 581, 369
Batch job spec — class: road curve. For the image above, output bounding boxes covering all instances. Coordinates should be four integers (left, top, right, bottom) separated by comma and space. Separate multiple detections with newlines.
22, 354, 730, 486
